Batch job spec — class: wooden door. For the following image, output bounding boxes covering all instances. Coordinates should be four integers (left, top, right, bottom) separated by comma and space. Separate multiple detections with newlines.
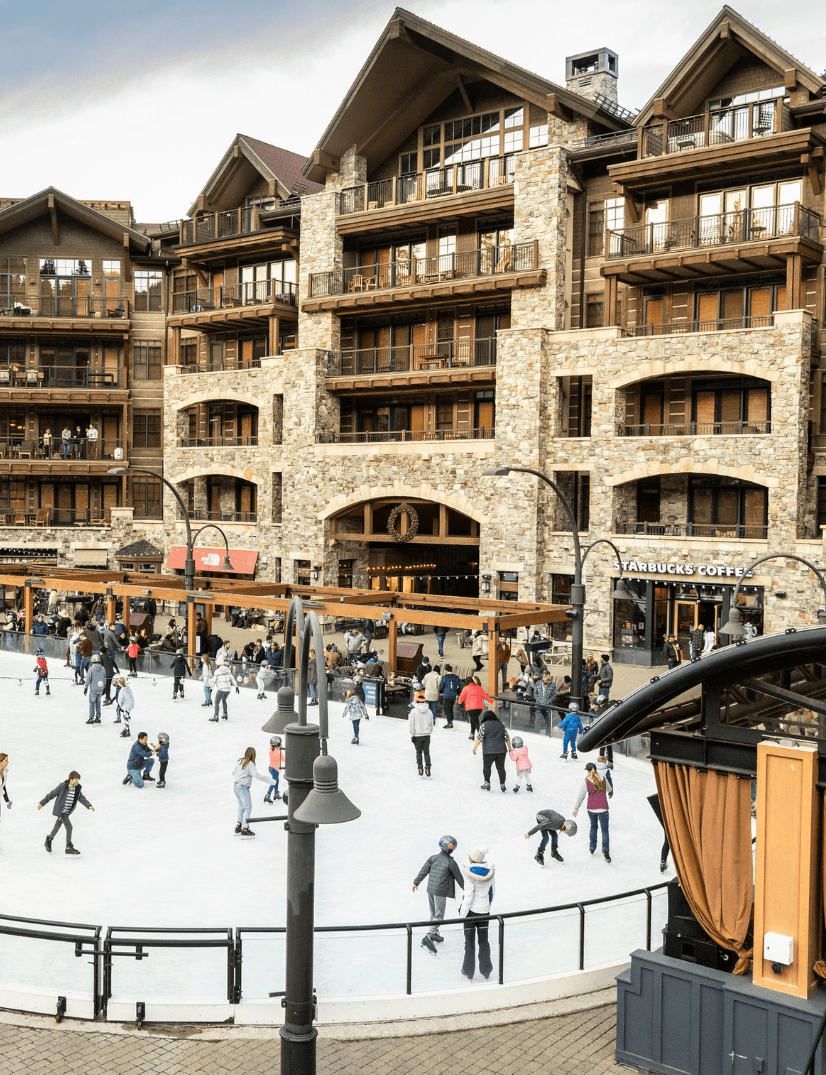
409, 404, 426, 439
696, 291, 718, 329
645, 296, 665, 335
75, 483, 90, 525
103, 415, 119, 456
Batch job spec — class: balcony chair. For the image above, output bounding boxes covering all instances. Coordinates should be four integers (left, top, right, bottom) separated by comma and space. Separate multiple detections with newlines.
0, 370, 10, 386
34, 508, 52, 526
106, 305, 125, 319
16, 440, 35, 459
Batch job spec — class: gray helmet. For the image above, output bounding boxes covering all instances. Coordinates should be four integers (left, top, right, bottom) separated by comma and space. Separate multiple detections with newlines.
270, 736, 282, 748
511, 736, 523, 749
35, 648, 44, 656
91, 654, 100, 662
438, 834, 457, 854
563, 819, 577, 837
175, 648, 183, 655
157, 732, 169, 744
568, 701, 580, 712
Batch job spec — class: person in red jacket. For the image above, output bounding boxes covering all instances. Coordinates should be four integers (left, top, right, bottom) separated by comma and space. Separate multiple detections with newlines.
457, 676, 495, 741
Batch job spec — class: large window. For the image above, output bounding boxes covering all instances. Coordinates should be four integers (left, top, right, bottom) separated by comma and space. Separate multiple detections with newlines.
587, 205, 605, 257
132, 478, 162, 519
132, 342, 162, 380
133, 411, 161, 448
0, 258, 26, 308
559, 376, 592, 437
134, 270, 163, 312
692, 377, 770, 433
689, 477, 767, 538
39, 258, 91, 316
818, 477, 826, 534
240, 259, 297, 303
419, 104, 531, 172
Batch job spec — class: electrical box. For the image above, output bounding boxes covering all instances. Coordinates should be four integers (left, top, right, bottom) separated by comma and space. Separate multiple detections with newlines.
763, 932, 794, 966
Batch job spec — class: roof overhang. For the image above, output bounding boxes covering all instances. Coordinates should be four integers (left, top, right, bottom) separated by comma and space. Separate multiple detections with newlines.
0, 188, 151, 254
187, 136, 289, 217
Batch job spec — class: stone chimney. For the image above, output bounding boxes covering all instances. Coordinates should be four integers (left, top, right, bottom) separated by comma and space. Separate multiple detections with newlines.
565, 48, 618, 104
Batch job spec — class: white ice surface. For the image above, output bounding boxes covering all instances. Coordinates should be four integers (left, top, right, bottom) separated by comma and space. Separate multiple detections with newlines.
0, 651, 671, 1002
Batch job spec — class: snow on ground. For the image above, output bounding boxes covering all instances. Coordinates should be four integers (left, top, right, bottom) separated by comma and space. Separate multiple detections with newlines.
0, 650, 670, 1000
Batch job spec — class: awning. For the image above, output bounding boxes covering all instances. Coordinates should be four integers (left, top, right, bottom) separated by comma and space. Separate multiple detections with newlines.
167, 545, 258, 575
73, 548, 110, 566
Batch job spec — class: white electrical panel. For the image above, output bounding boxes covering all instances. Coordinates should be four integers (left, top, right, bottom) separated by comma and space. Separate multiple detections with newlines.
763, 932, 794, 965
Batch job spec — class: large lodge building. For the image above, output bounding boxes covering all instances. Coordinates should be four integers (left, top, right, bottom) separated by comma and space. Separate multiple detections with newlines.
1, 6, 825, 665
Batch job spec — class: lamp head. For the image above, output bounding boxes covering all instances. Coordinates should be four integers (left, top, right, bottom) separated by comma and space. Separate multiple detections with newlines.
721, 605, 744, 638
611, 578, 632, 601
107, 467, 127, 476
293, 753, 361, 825
482, 466, 512, 476
261, 685, 297, 735
221, 553, 233, 571
817, 607, 826, 627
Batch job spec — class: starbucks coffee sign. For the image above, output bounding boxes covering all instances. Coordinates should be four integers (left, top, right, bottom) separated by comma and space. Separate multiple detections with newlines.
612, 559, 753, 578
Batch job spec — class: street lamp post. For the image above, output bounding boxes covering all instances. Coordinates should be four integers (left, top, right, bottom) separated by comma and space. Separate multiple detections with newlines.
262, 596, 359, 1075
721, 552, 826, 638
483, 465, 628, 708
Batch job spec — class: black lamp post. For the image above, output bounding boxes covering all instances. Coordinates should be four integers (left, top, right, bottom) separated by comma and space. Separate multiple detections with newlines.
721, 552, 826, 638
262, 595, 359, 1075
484, 465, 628, 708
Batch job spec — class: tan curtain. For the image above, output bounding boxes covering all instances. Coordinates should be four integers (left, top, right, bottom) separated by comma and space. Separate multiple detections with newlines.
814, 793, 826, 980
654, 762, 753, 973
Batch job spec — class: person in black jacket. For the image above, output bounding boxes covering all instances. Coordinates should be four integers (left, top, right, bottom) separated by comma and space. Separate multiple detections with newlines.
472, 708, 511, 792
171, 649, 189, 701
413, 834, 464, 953
101, 648, 120, 705
38, 771, 95, 855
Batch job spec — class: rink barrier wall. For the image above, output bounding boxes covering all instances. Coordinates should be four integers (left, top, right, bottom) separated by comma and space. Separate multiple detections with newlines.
0, 882, 669, 1026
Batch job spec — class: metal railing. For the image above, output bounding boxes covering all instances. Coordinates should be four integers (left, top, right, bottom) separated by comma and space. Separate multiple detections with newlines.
319, 426, 495, 445
178, 357, 263, 374
629, 315, 774, 336
310, 241, 537, 298
573, 129, 638, 151
327, 337, 497, 376
619, 420, 771, 437
0, 365, 124, 389
176, 435, 259, 448
339, 154, 517, 215
179, 200, 301, 244
172, 279, 297, 313
641, 99, 785, 157
614, 521, 768, 540
0, 437, 125, 460
0, 295, 130, 319
179, 509, 257, 524
607, 203, 820, 259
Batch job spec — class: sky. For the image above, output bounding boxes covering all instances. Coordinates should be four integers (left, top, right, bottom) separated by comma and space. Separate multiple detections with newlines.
0, 0, 824, 223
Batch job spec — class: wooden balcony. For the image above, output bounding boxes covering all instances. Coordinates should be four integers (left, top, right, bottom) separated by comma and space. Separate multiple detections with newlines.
319, 426, 495, 447
167, 280, 297, 332
304, 242, 543, 313
0, 296, 130, 334
0, 365, 126, 403
326, 339, 497, 392
175, 205, 299, 259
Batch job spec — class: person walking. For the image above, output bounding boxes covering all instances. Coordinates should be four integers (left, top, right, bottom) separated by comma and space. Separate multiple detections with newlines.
663, 635, 682, 669
306, 649, 319, 706
508, 736, 533, 793
413, 835, 464, 954
557, 702, 583, 760
434, 624, 448, 658
458, 847, 495, 980
38, 770, 95, 855
342, 688, 367, 744
595, 655, 614, 702
439, 664, 462, 729
232, 747, 271, 837
33, 648, 50, 696
524, 809, 576, 865
84, 654, 106, 724
0, 753, 12, 849
122, 732, 157, 788
210, 658, 238, 721
532, 671, 557, 735
171, 648, 189, 701
689, 623, 705, 661
264, 735, 285, 803
473, 708, 510, 792
470, 630, 485, 672
156, 732, 170, 788
496, 638, 511, 692
422, 663, 441, 721
573, 761, 613, 863
115, 675, 134, 737
458, 676, 495, 741
409, 689, 434, 777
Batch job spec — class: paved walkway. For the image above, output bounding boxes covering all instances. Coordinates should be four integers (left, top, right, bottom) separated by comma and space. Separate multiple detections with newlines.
1, 1002, 626, 1074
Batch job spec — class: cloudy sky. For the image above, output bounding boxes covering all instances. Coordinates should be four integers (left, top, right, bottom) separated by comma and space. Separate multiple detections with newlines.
1, 0, 824, 223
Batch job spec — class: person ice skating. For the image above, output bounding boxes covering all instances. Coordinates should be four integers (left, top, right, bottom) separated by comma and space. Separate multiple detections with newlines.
264, 736, 285, 803
458, 676, 495, 741
532, 672, 557, 735
572, 761, 613, 862
122, 732, 157, 788
100, 648, 119, 706
524, 809, 576, 865
84, 654, 106, 724
115, 676, 134, 737
210, 657, 239, 721
470, 630, 485, 672
473, 708, 510, 792
38, 770, 94, 855
413, 834, 464, 953
409, 689, 434, 776
254, 655, 275, 700
200, 655, 213, 707
342, 688, 367, 744
557, 702, 583, 759
596, 751, 614, 793
171, 648, 189, 701
0, 753, 12, 848
458, 847, 495, 980
422, 663, 441, 720
33, 648, 50, 696
232, 747, 271, 837
439, 664, 462, 728
306, 649, 319, 706
156, 732, 170, 788
647, 792, 670, 873
508, 736, 533, 792
126, 635, 140, 677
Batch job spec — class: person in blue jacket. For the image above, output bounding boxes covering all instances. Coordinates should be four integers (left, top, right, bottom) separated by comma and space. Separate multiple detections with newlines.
122, 732, 157, 788
557, 701, 583, 760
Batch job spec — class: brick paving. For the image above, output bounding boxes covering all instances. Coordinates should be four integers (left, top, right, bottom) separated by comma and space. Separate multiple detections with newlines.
0, 1003, 627, 1075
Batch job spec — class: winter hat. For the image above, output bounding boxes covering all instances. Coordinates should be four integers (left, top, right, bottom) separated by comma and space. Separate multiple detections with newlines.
468, 847, 486, 863
176, 648, 183, 655
584, 761, 597, 771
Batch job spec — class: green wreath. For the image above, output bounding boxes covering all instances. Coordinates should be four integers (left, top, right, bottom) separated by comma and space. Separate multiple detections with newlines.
387, 503, 419, 543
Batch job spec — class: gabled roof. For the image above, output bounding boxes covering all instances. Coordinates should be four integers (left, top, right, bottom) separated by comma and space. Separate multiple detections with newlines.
187, 134, 323, 217
0, 187, 152, 253
635, 5, 826, 126
303, 7, 625, 183
114, 540, 164, 559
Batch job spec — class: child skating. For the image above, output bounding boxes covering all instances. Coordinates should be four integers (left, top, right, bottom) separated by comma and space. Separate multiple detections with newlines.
524, 809, 577, 865
115, 676, 134, 737
342, 688, 367, 744
33, 648, 50, 696
38, 770, 95, 855
413, 835, 464, 954
558, 701, 583, 759
156, 732, 170, 788
126, 635, 140, 677
264, 735, 285, 803
171, 648, 189, 701
508, 736, 532, 792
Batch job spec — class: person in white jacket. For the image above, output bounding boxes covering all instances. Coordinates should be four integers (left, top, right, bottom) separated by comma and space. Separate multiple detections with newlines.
210, 658, 238, 722
115, 676, 134, 738
232, 747, 271, 837
459, 847, 495, 980
408, 690, 434, 776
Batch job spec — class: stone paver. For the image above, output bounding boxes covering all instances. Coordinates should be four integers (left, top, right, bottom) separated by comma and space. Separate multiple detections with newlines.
1, 1004, 628, 1075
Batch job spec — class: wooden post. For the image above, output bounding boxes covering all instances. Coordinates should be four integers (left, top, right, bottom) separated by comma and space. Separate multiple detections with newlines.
187, 597, 198, 673
23, 583, 34, 635
106, 593, 116, 626
487, 622, 499, 698
122, 600, 131, 630
387, 617, 398, 671
753, 739, 820, 998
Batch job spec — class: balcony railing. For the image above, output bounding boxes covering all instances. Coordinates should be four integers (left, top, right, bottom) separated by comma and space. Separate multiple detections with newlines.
319, 426, 495, 445
0, 507, 112, 527
619, 420, 771, 437
614, 521, 768, 540
629, 315, 774, 337
180, 208, 258, 245
310, 241, 536, 298
180, 510, 257, 524
178, 357, 262, 375
0, 365, 124, 389
607, 203, 820, 260
641, 99, 785, 157
328, 337, 497, 377
339, 154, 517, 215
0, 296, 130, 319
0, 437, 124, 461
172, 279, 297, 314
177, 435, 259, 448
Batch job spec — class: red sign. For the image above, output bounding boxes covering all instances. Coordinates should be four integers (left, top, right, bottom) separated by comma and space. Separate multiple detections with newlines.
166, 545, 259, 575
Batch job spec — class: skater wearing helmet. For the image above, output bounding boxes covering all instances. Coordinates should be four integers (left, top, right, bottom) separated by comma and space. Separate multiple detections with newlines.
115, 676, 134, 737
264, 736, 285, 803
413, 834, 464, 954
33, 649, 50, 696
557, 702, 583, 760
84, 654, 106, 724
524, 809, 577, 865
171, 649, 189, 701
573, 761, 613, 862
156, 732, 170, 788
508, 736, 533, 792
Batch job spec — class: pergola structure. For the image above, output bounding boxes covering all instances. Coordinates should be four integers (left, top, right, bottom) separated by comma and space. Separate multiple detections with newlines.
1, 565, 570, 697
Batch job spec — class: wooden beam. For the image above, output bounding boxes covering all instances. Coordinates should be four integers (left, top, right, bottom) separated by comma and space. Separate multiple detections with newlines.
456, 73, 472, 113
48, 195, 59, 246
547, 93, 572, 122
313, 149, 340, 173
803, 152, 823, 196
